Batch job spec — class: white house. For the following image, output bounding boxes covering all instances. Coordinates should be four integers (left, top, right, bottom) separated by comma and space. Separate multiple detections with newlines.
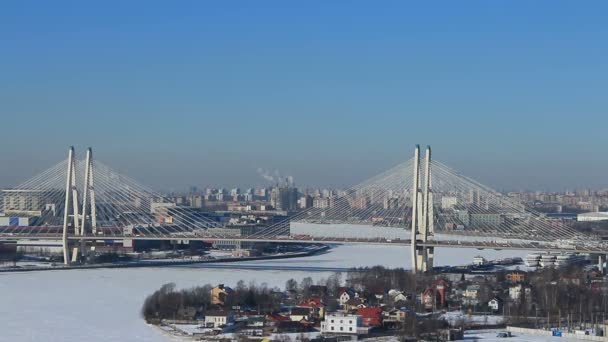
338, 289, 358, 306
204, 310, 235, 328
463, 285, 481, 305
321, 314, 369, 335
509, 284, 531, 301
488, 297, 503, 312
388, 289, 408, 303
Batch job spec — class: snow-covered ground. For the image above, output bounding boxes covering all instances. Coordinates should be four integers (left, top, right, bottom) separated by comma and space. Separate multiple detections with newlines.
465, 330, 591, 341
1, 245, 532, 342
440, 311, 505, 326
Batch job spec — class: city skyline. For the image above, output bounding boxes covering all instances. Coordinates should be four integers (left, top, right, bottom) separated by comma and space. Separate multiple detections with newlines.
2, 1, 608, 190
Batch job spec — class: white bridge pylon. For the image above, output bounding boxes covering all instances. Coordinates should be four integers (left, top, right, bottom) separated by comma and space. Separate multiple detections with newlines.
61, 147, 96, 264
411, 145, 434, 273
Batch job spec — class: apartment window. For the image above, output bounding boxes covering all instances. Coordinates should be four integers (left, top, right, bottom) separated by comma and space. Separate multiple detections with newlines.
340, 327, 343, 331
349, 320, 352, 324
340, 320, 343, 323
330, 319, 334, 323
349, 327, 353, 331
331, 327, 334, 331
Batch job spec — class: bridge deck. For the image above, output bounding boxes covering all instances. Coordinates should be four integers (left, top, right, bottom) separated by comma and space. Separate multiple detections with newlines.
2, 233, 607, 254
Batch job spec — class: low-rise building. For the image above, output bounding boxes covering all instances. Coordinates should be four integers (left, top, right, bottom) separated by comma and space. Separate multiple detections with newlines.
508, 284, 531, 301
382, 308, 410, 327
388, 289, 409, 303
488, 296, 504, 312
297, 297, 326, 320
321, 314, 369, 335
505, 270, 526, 283
422, 288, 438, 310
357, 307, 383, 327
204, 309, 235, 328
211, 284, 234, 306
290, 307, 310, 322
338, 288, 358, 306
344, 297, 367, 312
463, 285, 481, 305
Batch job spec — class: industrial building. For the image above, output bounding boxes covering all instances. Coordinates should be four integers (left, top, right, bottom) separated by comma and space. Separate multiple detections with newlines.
577, 212, 608, 222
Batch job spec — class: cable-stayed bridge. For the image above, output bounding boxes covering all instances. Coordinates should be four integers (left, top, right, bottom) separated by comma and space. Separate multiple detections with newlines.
1, 146, 606, 272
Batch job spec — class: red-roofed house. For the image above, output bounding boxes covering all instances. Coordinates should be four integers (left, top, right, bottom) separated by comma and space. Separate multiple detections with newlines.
434, 278, 450, 307
297, 297, 326, 320
357, 307, 383, 327
266, 313, 291, 322
422, 288, 437, 310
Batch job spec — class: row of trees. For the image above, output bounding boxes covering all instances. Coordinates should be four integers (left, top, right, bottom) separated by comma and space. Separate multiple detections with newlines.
527, 267, 608, 327
345, 266, 424, 294
142, 281, 288, 323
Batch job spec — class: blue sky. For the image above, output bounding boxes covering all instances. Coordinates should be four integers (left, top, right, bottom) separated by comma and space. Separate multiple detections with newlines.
1, 1, 607, 191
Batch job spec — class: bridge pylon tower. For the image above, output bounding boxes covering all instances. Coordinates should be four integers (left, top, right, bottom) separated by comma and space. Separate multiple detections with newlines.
61, 147, 97, 265
410, 145, 434, 273
78, 147, 97, 259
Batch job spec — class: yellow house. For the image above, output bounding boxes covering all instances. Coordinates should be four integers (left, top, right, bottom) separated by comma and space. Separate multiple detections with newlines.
211, 284, 234, 306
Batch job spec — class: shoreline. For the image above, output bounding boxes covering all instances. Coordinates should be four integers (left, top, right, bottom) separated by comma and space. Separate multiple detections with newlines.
0, 244, 330, 273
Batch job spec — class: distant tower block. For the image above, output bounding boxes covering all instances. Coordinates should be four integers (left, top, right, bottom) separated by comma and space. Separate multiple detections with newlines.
410, 145, 434, 273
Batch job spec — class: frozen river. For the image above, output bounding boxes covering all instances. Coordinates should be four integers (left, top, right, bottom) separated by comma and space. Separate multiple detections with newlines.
1, 245, 531, 342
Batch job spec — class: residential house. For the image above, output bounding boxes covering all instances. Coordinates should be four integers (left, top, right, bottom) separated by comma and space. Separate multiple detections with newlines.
204, 309, 235, 328
488, 296, 504, 313
463, 285, 481, 305
434, 279, 451, 307
509, 284, 531, 302
290, 307, 310, 322
357, 307, 383, 327
338, 288, 358, 306
422, 288, 438, 310
210, 284, 234, 306
505, 270, 526, 283
388, 289, 409, 304
297, 297, 326, 320
344, 297, 367, 312
321, 313, 369, 335
382, 308, 410, 329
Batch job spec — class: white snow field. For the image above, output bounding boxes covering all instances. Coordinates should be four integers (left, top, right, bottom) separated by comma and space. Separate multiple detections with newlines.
465, 330, 590, 341
1, 245, 531, 342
